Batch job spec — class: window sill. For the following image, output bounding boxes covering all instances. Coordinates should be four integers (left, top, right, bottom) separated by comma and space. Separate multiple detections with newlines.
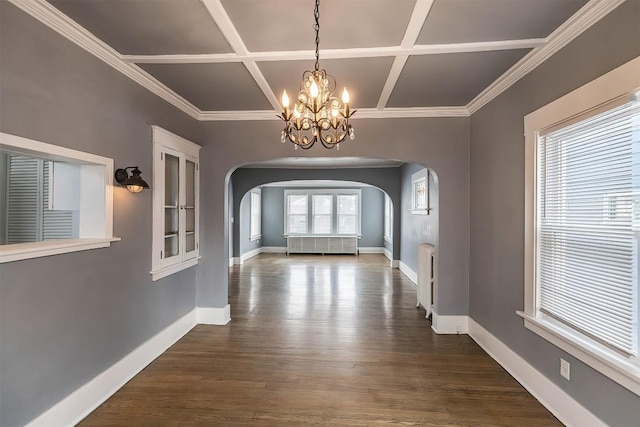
285, 234, 361, 238
0, 238, 121, 264
411, 208, 431, 215
517, 311, 640, 396
150, 257, 199, 281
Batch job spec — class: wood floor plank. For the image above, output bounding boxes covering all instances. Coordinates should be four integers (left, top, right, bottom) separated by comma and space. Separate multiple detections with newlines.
79, 254, 560, 426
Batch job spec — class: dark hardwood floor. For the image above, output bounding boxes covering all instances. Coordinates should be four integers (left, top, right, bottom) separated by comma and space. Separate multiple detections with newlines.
80, 254, 560, 426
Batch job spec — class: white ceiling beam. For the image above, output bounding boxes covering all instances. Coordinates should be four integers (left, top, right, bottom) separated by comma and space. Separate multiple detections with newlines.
198, 106, 469, 121
199, 0, 280, 111
122, 39, 546, 64
377, 0, 435, 109
376, 56, 410, 109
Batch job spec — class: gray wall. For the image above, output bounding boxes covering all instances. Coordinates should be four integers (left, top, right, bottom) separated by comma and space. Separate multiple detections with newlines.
253, 185, 384, 250
469, 2, 640, 425
199, 119, 470, 317
360, 187, 384, 248
238, 189, 261, 256
399, 164, 439, 272
0, 4, 199, 426
261, 186, 286, 247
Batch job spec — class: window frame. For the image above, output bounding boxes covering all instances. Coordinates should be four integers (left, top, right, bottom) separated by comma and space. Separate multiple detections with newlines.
284, 189, 361, 236
411, 169, 431, 215
0, 132, 118, 264
250, 189, 261, 241
336, 193, 358, 235
384, 193, 392, 243
520, 57, 640, 396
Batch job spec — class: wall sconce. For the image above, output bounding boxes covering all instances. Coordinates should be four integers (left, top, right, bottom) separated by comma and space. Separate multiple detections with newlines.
114, 166, 150, 193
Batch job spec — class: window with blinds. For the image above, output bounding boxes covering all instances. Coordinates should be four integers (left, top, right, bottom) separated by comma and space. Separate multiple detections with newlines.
536, 99, 640, 357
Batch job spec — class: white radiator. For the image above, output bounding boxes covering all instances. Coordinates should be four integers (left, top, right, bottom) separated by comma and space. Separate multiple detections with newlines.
287, 236, 358, 255
417, 243, 435, 318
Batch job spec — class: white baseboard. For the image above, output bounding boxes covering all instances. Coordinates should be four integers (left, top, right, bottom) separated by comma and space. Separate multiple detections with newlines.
358, 247, 384, 253
261, 246, 286, 253
468, 318, 607, 427
228, 257, 234, 267
399, 260, 417, 284
239, 247, 261, 263
382, 248, 399, 268
26, 309, 198, 427
431, 312, 469, 334
231, 257, 240, 265
197, 305, 231, 325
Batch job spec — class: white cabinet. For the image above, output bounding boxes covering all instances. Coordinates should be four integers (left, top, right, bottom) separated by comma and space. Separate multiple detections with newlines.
151, 126, 200, 281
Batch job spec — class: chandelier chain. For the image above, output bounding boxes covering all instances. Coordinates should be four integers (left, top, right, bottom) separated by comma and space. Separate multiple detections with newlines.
314, 0, 320, 71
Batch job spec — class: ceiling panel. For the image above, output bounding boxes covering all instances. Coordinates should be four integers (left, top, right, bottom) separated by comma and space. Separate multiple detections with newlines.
139, 63, 271, 111
388, 49, 531, 107
48, 0, 232, 55
259, 57, 394, 109
222, 0, 416, 52
417, 0, 589, 44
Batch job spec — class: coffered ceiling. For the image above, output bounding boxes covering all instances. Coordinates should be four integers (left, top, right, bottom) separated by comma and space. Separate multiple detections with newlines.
11, 0, 618, 120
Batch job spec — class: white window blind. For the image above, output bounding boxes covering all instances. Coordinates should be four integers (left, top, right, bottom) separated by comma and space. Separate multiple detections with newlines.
537, 99, 640, 356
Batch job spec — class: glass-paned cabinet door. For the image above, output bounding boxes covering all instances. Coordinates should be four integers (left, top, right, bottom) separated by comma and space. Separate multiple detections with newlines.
163, 151, 180, 261
182, 157, 198, 261
151, 126, 201, 281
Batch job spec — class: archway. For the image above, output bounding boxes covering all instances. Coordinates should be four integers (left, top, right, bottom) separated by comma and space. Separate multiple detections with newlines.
197, 118, 469, 326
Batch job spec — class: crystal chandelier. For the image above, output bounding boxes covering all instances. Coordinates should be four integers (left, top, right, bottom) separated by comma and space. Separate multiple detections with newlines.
278, 0, 356, 150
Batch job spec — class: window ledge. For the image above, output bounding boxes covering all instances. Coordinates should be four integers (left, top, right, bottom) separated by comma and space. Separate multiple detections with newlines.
0, 238, 121, 264
411, 208, 431, 215
150, 258, 198, 281
517, 311, 640, 396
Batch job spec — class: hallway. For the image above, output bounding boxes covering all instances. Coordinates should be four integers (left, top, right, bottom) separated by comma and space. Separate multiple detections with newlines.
80, 254, 560, 426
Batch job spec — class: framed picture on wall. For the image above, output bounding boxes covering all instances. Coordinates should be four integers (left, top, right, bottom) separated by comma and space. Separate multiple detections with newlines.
411, 169, 430, 215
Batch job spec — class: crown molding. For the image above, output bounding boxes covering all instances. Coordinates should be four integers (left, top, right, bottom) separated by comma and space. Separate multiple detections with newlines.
198, 107, 469, 121
466, 0, 626, 114
8, 0, 201, 120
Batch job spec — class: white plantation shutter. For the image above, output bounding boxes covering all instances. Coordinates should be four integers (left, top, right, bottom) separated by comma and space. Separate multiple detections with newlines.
7, 156, 41, 243
42, 161, 76, 240
6, 157, 75, 243
537, 99, 640, 356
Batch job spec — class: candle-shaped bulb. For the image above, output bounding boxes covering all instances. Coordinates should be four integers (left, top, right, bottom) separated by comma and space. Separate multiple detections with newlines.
342, 88, 350, 104
281, 90, 289, 108
310, 80, 319, 98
